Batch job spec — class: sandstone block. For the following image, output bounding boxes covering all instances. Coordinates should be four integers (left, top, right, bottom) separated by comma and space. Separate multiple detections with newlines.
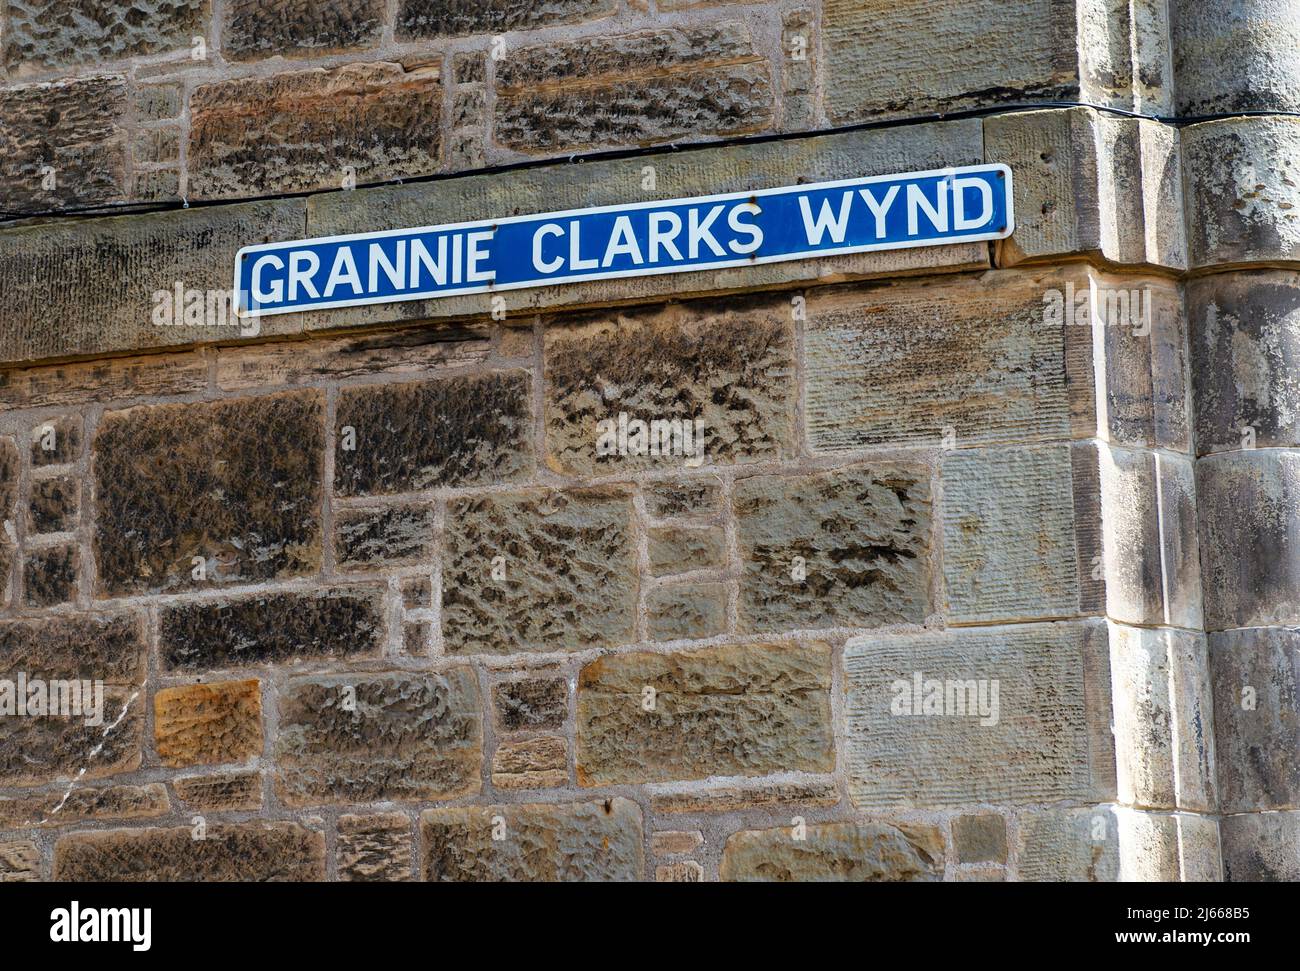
492, 735, 567, 790
953, 814, 1007, 864
173, 772, 263, 812
28, 477, 79, 534
644, 480, 721, 519
0, 783, 168, 829
338, 812, 412, 881
647, 526, 725, 576
719, 821, 942, 882
0, 841, 40, 882
646, 582, 728, 642
334, 505, 435, 571
4, 0, 205, 70
1220, 811, 1300, 881
396, 0, 615, 39
577, 642, 833, 786
1172, 0, 1300, 114
23, 545, 78, 607
154, 680, 263, 768
492, 678, 567, 733
224, 0, 384, 60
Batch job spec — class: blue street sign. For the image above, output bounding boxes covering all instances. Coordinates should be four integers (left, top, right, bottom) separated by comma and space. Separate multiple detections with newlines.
233, 163, 1013, 318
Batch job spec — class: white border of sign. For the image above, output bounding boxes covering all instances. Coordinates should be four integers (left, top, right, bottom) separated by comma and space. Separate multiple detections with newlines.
233, 163, 1014, 318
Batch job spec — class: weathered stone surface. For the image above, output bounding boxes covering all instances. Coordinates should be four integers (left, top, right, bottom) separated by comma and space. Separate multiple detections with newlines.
942, 444, 1081, 623
492, 735, 567, 789
1098, 445, 1203, 629
0, 438, 17, 517
656, 861, 704, 882
644, 480, 721, 519
492, 678, 567, 733
190, 62, 442, 199
335, 505, 435, 571
1210, 628, 1300, 813
1111, 626, 1216, 812
0, 351, 208, 409
0, 687, 142, 788
442, 486, 636, 655
1183, 117, 1300, 268
577, 642, 833, 786
216, 325, 489, 390
1017, 806, 1119, 881
646, 582, 728, 642
154, 680, 263, 768
335, 371, 531, 496
0, 76, 127, 212
0, 612, 145, 682
953, 814, 1007, 864
28, 477, 79, 534
651, 779, 839, 814
805, 272, 1080, 452
735, 466, 930, 632
1220, 811, 1300, 881
986, 109, 1185, 270
173, 772, 263, 812
0, 783, 168, 829
225, 0, 383, 60
54, 822, 326, 881
0, 199, 303, 366
30, 415, 82, 467
275, 669, 481, 806
0, 841, 40, 881
401, 575, 433, 610
94, 391, 324, 596
719, 821, 943, 882
338, 812, 412, 882
23, 544, 78, 607
421, 799, 644, 881
160, 587, 384, 672
495, 24, 773, 154
397, 0, 615, 38
4, 0, 206, 70
1196, 449, 1300, 629
844, 622, 1114, 808
544, 299, 794, 476
1187, 271, 1300, 454
1172, 0, 1300, 115
652, 830, 704, 856
647, 526, 725, 576
823, 0, 1077, 123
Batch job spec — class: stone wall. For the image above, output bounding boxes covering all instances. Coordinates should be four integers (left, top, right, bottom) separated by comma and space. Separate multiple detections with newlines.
0, 0, 1294, 882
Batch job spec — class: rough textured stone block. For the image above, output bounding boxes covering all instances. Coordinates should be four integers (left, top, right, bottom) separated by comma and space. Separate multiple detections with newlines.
823, 0, 1077, 123
1110, 625, 1216, 812
646, 582, 728, 642
1220, 811, 1300, 881
544, 299, 794, 476
442, 486, 636, 655
23, 545, 78, 607
492, 735, 567, 789
335, 371, 531, 496
30, 415, 82, 467
0, 352, 207, 410
173, 772, 263, 812
1172, 0, 1300, 115
656, 861, 704, 882
190, 62, 442, 199
0, 198, 304, 365
421, 799, 644, 882
492, 678, 567, 733
719, 821, 943, 882
577, 642, 833, 786
647, 526, 725, 576
494, 24, 773, 153
953, 814, 1007, 864
1196, 449, 1300, 629
0, 841, 40, 881
338, 812, 412, 881
0, 612, 145, 683
0, 75, 127, 212
1210, 628, 1300, 813
652, 830, 704, 856
94, 390, 323, 596
160, 587, 383, 672
1183, 117, 1300, 268
53, 823, 326, 881
275, 669, 481, 806
1187, 271, 1300, 454
0, 783, 169, 829
644, 480, 721, 519
29, 477, 79, 534
1017, 806, 1120, 881
844, 622, 1114, 808
154, 680, 263, 768
0, 685, 142, 790
651, 779, 839, 815
942, 444, 1081, 623
805, 272, 1081, 452
225, 0, 383, 60
4, 0, 206, 70
335, 505, 435, 571
735, 465, 930, 632
397, 0, 615, 38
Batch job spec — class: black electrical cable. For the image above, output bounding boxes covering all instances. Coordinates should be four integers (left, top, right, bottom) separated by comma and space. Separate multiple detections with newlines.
1, 99, 1295, 225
